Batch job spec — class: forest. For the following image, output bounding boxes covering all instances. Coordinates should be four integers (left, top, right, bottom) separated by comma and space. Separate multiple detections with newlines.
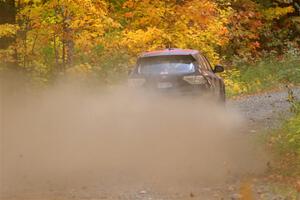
1, 1, 300, 198
0, 0, 300, 86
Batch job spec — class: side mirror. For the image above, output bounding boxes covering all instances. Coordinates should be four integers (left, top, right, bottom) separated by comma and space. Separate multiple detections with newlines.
213, 65, 224, 73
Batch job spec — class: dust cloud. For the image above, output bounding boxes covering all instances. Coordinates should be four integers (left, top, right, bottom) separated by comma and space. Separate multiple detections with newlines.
0, 77, 267, 199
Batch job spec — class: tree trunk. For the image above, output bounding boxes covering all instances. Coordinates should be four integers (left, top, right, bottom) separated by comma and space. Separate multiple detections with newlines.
0, 75, 3, 198
64, 14, 74, 67
53, 34, 59, 69
0, 0, 16, 49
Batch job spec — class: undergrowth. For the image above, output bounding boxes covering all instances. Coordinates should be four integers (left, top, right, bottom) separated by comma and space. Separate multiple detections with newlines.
267, 88, 300, 177
224, 57, 300, 97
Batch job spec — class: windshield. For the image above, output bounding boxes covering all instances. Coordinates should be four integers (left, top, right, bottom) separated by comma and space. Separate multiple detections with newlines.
138, 56, 196, 75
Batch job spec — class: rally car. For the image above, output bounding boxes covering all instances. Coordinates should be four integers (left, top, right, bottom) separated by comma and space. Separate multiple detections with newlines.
128, 48, 226, 101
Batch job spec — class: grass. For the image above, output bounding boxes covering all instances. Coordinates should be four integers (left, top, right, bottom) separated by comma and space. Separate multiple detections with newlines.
223, 57, 300, 97
258, 96, 300, 197
265, 183, 299, 200
266, 96, 300, 178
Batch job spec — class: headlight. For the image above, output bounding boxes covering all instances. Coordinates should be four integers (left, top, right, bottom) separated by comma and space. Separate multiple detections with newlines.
183, 75, 207, 85
128, 78, 146, 87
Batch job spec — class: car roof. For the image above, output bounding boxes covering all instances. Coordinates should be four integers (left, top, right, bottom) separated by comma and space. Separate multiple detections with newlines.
139, 48, 200, 59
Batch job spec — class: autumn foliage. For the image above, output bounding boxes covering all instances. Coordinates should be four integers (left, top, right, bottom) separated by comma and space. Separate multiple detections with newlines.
0, 0, 299, 84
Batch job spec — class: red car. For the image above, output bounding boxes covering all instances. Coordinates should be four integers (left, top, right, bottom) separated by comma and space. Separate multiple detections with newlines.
128, 48, 226, 101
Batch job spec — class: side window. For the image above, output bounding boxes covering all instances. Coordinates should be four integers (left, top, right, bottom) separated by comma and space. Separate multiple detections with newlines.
197, 56, 207, 70
201, 55, 213, 72
197, 55, 208, 71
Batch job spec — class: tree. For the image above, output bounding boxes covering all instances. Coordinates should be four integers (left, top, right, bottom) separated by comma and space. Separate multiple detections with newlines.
119, 0, 230, 64
5, 0, 118, 83
0, 0, 16, 49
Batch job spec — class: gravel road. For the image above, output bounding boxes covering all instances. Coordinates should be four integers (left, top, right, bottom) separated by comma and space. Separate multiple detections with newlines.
229, 87, 300, 130
107, 87, 300, 200
2, 88, 300, 200
109, 87, 300, 200
96, 87, 299, 200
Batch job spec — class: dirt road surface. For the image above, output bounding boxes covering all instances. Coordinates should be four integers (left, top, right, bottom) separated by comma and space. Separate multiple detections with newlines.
229, 87, 300, 131
1, 87, 299, 200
